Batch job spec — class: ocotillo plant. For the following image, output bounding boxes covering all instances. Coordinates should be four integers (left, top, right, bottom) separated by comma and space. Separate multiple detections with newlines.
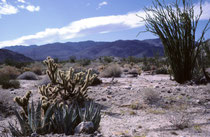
140, 0, 210, 83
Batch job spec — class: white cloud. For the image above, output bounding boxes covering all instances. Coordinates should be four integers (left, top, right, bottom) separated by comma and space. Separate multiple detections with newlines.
98, 1, 107, 9
0, 0, 18, 15
0, 1, 209, 48
25, 5, 40, 12
17, 0, 25, 3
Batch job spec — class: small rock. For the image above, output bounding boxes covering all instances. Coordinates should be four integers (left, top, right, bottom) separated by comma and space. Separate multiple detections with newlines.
74, 121, 94, 134
176, 88, 181, 91
167, 90, 172, 93
196, 100, 201, 104
11, 91, 16, 94
155, 85, 159, 88
107, 91, 112, 95
125, 86, 132, 90
181, 93, 185, 96
101, 98, 107, 101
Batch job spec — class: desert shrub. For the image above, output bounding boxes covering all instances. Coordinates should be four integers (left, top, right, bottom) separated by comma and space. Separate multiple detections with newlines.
0, 66, 20, 79
69, 56, 76, 63
155, 67, 168, 74
168, 111, 193, 130
140, 0, 210, 83
126, 56, 140, 63
2, 80, 20, 89
79, 59, 91, 66
17, 71, 39, 80
100, 64, 122, 78
143, 88, 161, 106
0, 66, 21, 89
4, 58, 31, 69
27, 62, 45, 75
127, 69, 139, 77
103, 56, 113, 63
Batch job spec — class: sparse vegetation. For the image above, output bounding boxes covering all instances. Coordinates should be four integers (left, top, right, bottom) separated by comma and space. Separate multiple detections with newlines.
0, 66, 21, 89
143, 88, 161, 106
100, 64, 122, 78
17, 71, 39, 80
168, 111, 194, 130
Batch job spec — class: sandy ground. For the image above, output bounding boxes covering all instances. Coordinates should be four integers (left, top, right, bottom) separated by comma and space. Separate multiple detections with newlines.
0, 73, 210, 137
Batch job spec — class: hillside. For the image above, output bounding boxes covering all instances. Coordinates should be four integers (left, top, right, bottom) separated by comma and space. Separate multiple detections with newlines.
3, 39, 164, 60
0, 49, 33, 63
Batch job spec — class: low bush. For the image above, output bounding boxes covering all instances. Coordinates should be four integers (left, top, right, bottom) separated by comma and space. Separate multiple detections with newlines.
27, 62, 45, 75
79, 59, 91, 66
0, 66, 21, 89
168, 111, 193, 130
2, 80, 20, 89
143, 88, 161, 106
100, 64, 122, 78
155, 67, 168, 74
0, 66, 20, 79
17, 71, 39, 80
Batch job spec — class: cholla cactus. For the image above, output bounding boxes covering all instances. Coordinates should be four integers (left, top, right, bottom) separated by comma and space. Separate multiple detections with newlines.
38, 57, 97, 111
14, 91, 31, 115
43, 57, 58, 84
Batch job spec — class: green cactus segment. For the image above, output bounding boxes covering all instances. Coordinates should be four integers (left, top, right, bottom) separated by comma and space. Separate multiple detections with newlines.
14, 91, 31, 115
39, 57, 97, 111
9, 101, 101, 136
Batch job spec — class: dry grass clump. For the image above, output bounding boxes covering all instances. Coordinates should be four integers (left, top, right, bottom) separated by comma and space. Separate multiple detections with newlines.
27, 62, 46, 75
143, 88, 162, 106
168, 110, 194, 130
100, 64, 122, 78
17, 71, 39, 80
0, 65, 20, 79
0, 66, 20, 89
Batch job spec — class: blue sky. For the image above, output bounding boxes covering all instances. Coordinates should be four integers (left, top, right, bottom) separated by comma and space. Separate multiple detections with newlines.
0, 0, 209, 48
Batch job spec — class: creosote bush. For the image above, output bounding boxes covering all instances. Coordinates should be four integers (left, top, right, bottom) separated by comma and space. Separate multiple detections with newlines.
140, 0, 210, 83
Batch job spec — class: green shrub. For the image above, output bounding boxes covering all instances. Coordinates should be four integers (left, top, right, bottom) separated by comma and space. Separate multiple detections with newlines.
156, 67, 168, 74
103, 56, 113, 63
79, 59, 91, 66
2, 80, 20, 89
69, 56, 76, 63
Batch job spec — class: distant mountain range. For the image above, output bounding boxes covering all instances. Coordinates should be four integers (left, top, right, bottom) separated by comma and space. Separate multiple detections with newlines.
0, 49, 33, 63
3, 38, 164, 61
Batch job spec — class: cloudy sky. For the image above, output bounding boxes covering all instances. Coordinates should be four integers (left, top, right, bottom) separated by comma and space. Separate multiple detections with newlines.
0, 0, 209, 48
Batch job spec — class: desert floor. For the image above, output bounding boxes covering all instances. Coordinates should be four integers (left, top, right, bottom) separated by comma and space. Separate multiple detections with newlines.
0, 73, 210, 137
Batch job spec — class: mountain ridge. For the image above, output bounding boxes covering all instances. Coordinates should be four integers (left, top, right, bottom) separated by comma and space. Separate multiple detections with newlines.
0, 49, 33, 63
3, 38, 164, 60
